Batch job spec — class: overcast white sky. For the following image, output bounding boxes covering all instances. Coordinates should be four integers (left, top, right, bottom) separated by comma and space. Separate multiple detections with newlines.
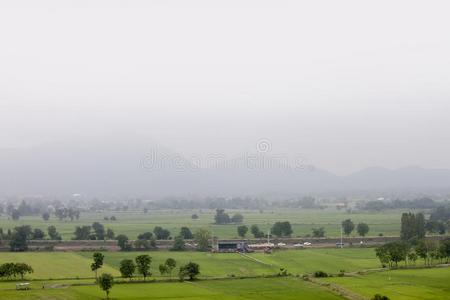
1, 0, 449, 175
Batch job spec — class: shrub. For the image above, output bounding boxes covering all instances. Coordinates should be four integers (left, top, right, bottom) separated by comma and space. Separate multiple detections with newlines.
314, 271, 328, 278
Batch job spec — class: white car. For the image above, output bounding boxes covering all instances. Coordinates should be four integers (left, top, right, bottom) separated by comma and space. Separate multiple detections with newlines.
277, 242, 286, 247
303, 242, 312, 246
293, 243, 304, 248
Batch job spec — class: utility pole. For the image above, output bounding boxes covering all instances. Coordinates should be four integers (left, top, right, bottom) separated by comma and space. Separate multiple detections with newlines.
340, 226, 343, 249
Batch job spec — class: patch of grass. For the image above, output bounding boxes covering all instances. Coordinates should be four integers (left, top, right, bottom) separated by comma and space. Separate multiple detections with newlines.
0, 277, 345, 300
324, 267, 450, 300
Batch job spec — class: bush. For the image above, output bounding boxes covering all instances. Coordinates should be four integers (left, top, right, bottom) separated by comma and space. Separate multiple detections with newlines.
314, 271, 328, 278
372, 294, 390, 300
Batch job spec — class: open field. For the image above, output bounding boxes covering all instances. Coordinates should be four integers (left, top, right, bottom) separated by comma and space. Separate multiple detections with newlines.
324, 267, 450, 300
0, 208, 406, 240
0, 248, 449, 299
0, 249, 380, 280
0, 277, 345, 300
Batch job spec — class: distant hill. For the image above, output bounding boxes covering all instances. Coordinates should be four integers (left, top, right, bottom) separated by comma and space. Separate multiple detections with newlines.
1, 139, 450, 197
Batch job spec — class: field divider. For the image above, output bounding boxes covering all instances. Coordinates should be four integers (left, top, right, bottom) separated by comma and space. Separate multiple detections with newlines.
238, 253, 275, 267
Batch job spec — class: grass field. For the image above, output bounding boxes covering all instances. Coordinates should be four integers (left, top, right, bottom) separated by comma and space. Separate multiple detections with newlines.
324, 267, 450, 300
0, 208, 405, 240
0, 277, 345, 300
0, 248, 380, 280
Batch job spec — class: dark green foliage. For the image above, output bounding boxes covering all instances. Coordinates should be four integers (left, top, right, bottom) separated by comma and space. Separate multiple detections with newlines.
91, 252, 104, 281
375, 241, 410, 267
171, 236, 186, 251
47, 225, 62, 240
231, 213, 244, 223
119, 259, 135, 279
42, 212, 50, 221
0, 262, 33, 280
400, 212, 425, 241
73, 225, 91, 240
194, 228, 211, 251
179, 262, 200, 281
251, 224, 265, 238
271, 221, 293, 237
214, 209, 231, 224
116, 234, 131, 251
311, 227, 325, 238
372, 294, 390, 300
137, 232, 153, 240
314, 271, 328, 278
237, 225, 248, 238
135, 255, 152, 280
342, 219, 355, 236
98, 273, 114, 299
31, 228, 45, 240
9, 225, 32, 251
179, 227, 193, 239
357, 223, 370, 237
92, 222, 105, 240
106, 228, 115, 240
153, 226, 171, 240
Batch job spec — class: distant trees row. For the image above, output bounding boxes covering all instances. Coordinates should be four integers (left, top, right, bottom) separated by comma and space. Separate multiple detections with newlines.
3, 225, 63, 251
214, 209, 244, 224
361, 198, 443, 211
375, 239, 450, 268
73, 222, 115, 240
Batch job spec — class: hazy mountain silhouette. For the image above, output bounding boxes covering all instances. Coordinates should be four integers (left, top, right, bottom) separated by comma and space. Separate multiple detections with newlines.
1, 138, 450, 197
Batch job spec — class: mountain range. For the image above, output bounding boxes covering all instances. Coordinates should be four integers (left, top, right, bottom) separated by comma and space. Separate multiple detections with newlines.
1, 138, 450, 197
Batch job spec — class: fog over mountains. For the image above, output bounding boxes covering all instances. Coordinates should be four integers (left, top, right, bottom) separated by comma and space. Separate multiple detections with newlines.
1, 138, 450, 197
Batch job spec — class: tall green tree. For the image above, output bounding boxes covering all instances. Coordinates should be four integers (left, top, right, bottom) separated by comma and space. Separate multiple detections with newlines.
98, 273, 114, 299
91, 252, 104, 282
356, 223, 370, 237
135, 255, 152, 281
342, 219, 355, 236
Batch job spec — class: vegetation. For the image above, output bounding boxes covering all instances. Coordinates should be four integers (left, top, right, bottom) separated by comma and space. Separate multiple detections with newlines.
98, 273, 114, 299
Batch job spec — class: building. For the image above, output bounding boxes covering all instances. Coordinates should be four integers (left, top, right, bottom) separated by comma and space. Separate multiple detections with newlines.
217, 241, 250, 253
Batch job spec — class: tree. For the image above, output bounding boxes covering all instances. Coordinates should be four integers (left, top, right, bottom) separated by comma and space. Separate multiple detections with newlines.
98, 273, 114, 299
179, 262, 200, 281
401, 212, 425, 241
180, 227, 193, 239
11, 209, 20, 221
312, 227, 325, 238
153, 226, 171, 240
92, 222, 105, 240
194, 228, 211, 251
356, 223, 370, 237
119, 259, 135, 280
171, 236, 186, 251
251, 224, 265, 238
237, 225, 248, 238
137, 232, 153, 240
271, 221, 293, 237
106, 228, 115, 240
165, 258, 176, 278
73, 225, 91, 240
231, 213, 244, 223
375, 241, 410, 268
9, 225, 32, 251
91, 252, 104, 282
14, 263, 33, 280
191, 214, 199, 220
31, 228, 45, 240
135, 255, 152, 281
47, 226, 62, 240
214, 209, 230, 224
116, 234, 131, 251
372, 294, 390, 300
159, 264, 168, 276
408, 251, 418, 265
342, 219, 355, 236
42, 212, 50, 221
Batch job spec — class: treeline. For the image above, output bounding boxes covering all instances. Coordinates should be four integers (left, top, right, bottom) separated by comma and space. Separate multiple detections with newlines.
1, 225, 63, 251
376, 239, 450, 267
361, 198, 448, 211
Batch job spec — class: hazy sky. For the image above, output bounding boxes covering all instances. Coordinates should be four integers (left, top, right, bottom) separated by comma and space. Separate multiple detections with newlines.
1, 0, 450, 175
